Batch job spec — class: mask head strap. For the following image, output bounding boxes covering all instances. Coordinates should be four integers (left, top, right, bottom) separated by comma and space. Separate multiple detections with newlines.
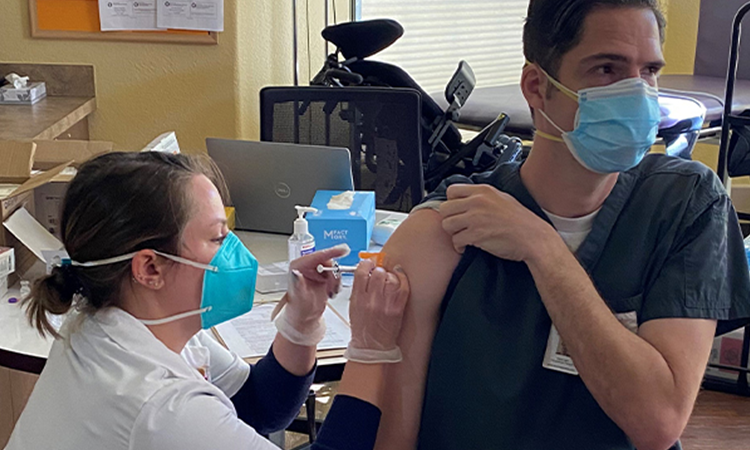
138, 307, 212, 326
69, 250, 219, 273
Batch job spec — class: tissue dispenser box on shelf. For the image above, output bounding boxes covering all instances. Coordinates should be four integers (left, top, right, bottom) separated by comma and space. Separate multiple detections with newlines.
0, 82, 47, 105
307, 191, 376, 266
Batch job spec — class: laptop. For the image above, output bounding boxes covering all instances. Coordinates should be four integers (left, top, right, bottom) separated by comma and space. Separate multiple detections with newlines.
206, 138, 354, 234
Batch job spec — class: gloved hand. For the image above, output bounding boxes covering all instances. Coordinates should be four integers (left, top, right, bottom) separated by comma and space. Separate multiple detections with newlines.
274, 244, 350, 346
345, 259, 410, 364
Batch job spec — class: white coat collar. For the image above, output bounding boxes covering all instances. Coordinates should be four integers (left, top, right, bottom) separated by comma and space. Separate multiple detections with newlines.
89, 307, 206, 382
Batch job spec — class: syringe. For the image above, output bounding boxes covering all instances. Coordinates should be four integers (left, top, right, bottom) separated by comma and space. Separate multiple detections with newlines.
316, 262, 357, 278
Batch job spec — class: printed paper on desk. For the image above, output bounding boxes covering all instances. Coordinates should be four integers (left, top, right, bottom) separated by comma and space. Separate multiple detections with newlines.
543, 311, 638, 376
215, 303, 351, 359
157, 0, 224, 32
3, 207, 64, 263
99, 0, 160, 31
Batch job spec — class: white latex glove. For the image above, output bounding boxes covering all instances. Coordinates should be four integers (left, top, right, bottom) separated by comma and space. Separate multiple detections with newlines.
345, 259, 410, 364
274, 244, 350, 346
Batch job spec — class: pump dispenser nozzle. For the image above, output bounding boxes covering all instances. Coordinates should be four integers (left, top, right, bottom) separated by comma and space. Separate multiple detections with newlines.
289, 206, 318, 262
293, 206, 318, 235
295, 206, 318, 219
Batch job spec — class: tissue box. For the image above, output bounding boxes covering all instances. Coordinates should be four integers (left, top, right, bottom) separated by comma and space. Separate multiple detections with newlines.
0, 82, 47, 105
307, 191, 376, 266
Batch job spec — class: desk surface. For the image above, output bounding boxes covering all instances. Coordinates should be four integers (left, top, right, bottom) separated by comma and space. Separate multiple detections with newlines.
0, 228, 371, 378
0, 96, 96, 141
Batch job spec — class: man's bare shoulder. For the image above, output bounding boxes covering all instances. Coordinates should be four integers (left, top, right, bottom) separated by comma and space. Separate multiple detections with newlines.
382, 209, 462, 309
385, 209, 459, 264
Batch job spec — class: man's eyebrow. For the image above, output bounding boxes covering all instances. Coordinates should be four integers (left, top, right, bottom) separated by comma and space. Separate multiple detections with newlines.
648, 59, 667, 69
211, 218, 228, 225
580, 53, 631, 65
581, 53, 666, 68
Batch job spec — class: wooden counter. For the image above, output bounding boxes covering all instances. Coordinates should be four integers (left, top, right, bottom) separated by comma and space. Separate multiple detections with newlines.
0, 96, 96, 140
0, 63, 96, 141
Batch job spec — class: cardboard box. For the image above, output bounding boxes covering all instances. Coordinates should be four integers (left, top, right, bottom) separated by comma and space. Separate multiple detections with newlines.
141, 131, 180, 154
32, 140, 113, 171
0, 140, 112, 278
32, 140, 112, 238
0, 81, 47, 105
307, 191, 376, 266
34, 182, 68, 239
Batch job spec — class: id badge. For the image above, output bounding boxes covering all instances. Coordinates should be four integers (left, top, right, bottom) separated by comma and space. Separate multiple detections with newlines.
542, 311, 639, 376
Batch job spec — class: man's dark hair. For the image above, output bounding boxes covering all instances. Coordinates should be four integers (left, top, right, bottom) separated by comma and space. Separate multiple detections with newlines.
523, 0, 666, 77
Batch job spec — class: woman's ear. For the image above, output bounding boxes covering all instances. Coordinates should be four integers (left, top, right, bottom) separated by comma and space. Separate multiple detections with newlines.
131, 250, 165, 290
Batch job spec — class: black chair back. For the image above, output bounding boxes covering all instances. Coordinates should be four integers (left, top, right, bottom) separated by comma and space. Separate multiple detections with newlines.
260, 86, 424, 212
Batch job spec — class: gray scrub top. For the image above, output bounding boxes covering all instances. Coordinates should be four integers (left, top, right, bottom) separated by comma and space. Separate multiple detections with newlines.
417, 154, 750, 450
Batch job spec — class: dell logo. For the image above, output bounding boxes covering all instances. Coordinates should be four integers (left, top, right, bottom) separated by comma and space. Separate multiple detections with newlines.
274, 182, 291, 199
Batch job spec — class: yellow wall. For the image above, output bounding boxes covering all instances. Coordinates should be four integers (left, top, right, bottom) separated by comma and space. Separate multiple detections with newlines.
0, 0, 348, 152
660, 0, 724, 171
662, 0, 701, 75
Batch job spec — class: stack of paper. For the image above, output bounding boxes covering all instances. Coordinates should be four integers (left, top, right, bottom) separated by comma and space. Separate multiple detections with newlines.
215, 303, 351, 360
98, 0, 224, 32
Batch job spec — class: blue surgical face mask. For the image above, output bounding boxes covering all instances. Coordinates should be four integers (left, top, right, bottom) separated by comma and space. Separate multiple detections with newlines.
68, 231, 258, 329
534, 67, 661, 174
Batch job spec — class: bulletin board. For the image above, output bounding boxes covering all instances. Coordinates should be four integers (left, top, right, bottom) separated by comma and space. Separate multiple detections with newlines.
29, 0, 218, 45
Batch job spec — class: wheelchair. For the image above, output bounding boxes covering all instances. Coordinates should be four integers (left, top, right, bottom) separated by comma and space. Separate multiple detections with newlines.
310, 19, 523, 192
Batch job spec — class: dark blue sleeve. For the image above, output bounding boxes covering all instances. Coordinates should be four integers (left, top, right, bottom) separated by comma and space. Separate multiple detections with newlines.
419, 162, 517, 206
640, 193, 750, 335
421, 173, 473, 204
231, 345, 315, 435
311, 395, 382, 450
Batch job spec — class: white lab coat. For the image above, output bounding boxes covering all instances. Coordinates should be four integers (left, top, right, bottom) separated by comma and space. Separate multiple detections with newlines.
4, 308, 279, 450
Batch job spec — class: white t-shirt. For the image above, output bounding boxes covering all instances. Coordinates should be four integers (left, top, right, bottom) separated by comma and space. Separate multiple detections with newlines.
5, 308, 278, 450
542, 208, 600, 253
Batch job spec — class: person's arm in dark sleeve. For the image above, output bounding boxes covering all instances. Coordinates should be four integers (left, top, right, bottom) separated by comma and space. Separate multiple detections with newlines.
231, 345, 315, 435
310, 395, 382, 450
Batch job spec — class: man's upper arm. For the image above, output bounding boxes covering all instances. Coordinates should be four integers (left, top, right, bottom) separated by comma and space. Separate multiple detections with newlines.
637, 318, 717, 423
374, 209, 462, 450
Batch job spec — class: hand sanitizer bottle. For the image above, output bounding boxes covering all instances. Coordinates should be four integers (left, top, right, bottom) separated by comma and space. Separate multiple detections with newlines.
289, 206, 317, 262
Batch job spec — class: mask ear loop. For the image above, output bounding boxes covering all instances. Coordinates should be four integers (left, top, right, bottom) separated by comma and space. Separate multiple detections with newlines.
532, 62, 579, 102
527, 61, 578, 143
536, 110, 567, 143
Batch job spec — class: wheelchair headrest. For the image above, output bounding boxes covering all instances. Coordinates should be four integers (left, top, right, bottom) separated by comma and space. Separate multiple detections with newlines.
348, 59, 463, 150
322, 19, 404, 60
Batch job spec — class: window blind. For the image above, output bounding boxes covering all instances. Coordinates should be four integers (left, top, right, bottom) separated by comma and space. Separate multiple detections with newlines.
357, 0, 529, 94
